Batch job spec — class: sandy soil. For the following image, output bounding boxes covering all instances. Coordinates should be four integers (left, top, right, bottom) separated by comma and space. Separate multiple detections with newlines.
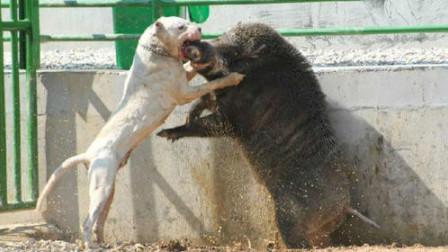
1, 223, 446, 251
1, 239, 448, 252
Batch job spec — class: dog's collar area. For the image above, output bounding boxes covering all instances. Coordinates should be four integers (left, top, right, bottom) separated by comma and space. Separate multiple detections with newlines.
139, 43, 171, 58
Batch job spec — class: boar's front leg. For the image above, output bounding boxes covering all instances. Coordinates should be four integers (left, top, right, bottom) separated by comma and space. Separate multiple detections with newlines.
157, 113, 232, 142
185, 94, 217, 125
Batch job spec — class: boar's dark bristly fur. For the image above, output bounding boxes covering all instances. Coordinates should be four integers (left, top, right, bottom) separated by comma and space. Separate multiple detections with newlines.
158, 23, 377, 248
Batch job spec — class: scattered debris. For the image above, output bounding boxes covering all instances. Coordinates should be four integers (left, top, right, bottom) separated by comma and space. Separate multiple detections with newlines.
1, 236, 448, 252
0, 223, 64, 242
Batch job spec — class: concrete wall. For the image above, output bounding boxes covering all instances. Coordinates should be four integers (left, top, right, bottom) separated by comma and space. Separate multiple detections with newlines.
1, 65, 448, 247
2, 0, 448, 50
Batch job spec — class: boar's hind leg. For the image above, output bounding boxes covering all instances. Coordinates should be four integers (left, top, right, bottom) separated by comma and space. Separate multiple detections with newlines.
273, 195, 308, 248
306, 231, 331, 248
276, 206, 332, 248
157, 113, 231, 141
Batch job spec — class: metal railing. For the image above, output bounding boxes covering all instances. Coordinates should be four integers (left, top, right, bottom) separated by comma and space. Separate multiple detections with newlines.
0, 0, 39, 211
2, 0, 448, 44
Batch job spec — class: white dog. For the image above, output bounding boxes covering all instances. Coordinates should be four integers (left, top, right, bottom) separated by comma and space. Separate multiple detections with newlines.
36, 16, 244, 247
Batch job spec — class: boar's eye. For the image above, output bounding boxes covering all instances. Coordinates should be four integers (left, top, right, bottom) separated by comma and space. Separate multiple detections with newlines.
178, 25, 187, 31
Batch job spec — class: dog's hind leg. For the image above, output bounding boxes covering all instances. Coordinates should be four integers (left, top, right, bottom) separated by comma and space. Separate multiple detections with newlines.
93, 182, 115, 243
82, 154, 118, 248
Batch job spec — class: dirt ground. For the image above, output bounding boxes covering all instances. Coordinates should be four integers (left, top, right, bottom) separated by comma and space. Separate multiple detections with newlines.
1, 224, 447, 252
1, 239, 448, 252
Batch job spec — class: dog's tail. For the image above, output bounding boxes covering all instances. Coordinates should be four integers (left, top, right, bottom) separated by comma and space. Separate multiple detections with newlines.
36, 154, 89, 212
345, 206, 380, 229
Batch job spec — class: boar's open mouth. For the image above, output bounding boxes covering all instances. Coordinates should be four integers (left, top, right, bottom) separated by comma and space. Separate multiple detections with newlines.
181, 39, 197, 60
181, 41, 218, 71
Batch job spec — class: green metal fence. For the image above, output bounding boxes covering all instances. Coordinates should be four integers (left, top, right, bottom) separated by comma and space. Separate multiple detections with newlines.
4, 0, 448, 42
1, 0, 448, 211
0, 0, 39, 211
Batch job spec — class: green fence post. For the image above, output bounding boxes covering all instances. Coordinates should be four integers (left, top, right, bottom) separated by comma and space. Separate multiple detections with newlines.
152, 0, 162, 19
0, 7, 7, 207
25, 0, 39, 201
10, 0, 22, 204
30, 0, 39, 66
188, 5, 209, 23
18, 0, 25, 69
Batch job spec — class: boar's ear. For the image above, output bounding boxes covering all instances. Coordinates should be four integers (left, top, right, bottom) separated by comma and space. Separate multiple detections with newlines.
243, 43, 266, 59
251, 44, 266, 57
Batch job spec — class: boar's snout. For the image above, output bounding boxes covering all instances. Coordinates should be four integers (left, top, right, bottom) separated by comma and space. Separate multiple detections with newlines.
186, 46, 202, 63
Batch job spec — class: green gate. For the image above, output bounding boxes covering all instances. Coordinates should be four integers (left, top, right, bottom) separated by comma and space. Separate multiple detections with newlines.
0, 0, 39, 211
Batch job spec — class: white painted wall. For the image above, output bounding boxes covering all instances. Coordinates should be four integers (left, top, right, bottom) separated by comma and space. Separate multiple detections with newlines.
2, 65, 448, 247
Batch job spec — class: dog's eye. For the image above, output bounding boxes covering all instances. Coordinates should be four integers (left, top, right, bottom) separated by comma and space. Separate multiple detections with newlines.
178, 25, 186, 31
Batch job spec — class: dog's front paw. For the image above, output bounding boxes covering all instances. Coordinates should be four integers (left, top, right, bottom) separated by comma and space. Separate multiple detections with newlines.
157, 129, 182, 142
227, 72, 245, 86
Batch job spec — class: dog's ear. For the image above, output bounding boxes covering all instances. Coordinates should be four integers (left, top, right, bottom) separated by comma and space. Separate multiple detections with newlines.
155, 21, 164, 32
154, 20, 170, 43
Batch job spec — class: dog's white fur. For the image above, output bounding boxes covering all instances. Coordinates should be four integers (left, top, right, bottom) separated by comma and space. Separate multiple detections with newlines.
35, 16, 243, 247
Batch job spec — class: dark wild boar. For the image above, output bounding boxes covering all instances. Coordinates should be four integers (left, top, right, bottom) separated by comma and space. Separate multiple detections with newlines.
158, 23, 379, 248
